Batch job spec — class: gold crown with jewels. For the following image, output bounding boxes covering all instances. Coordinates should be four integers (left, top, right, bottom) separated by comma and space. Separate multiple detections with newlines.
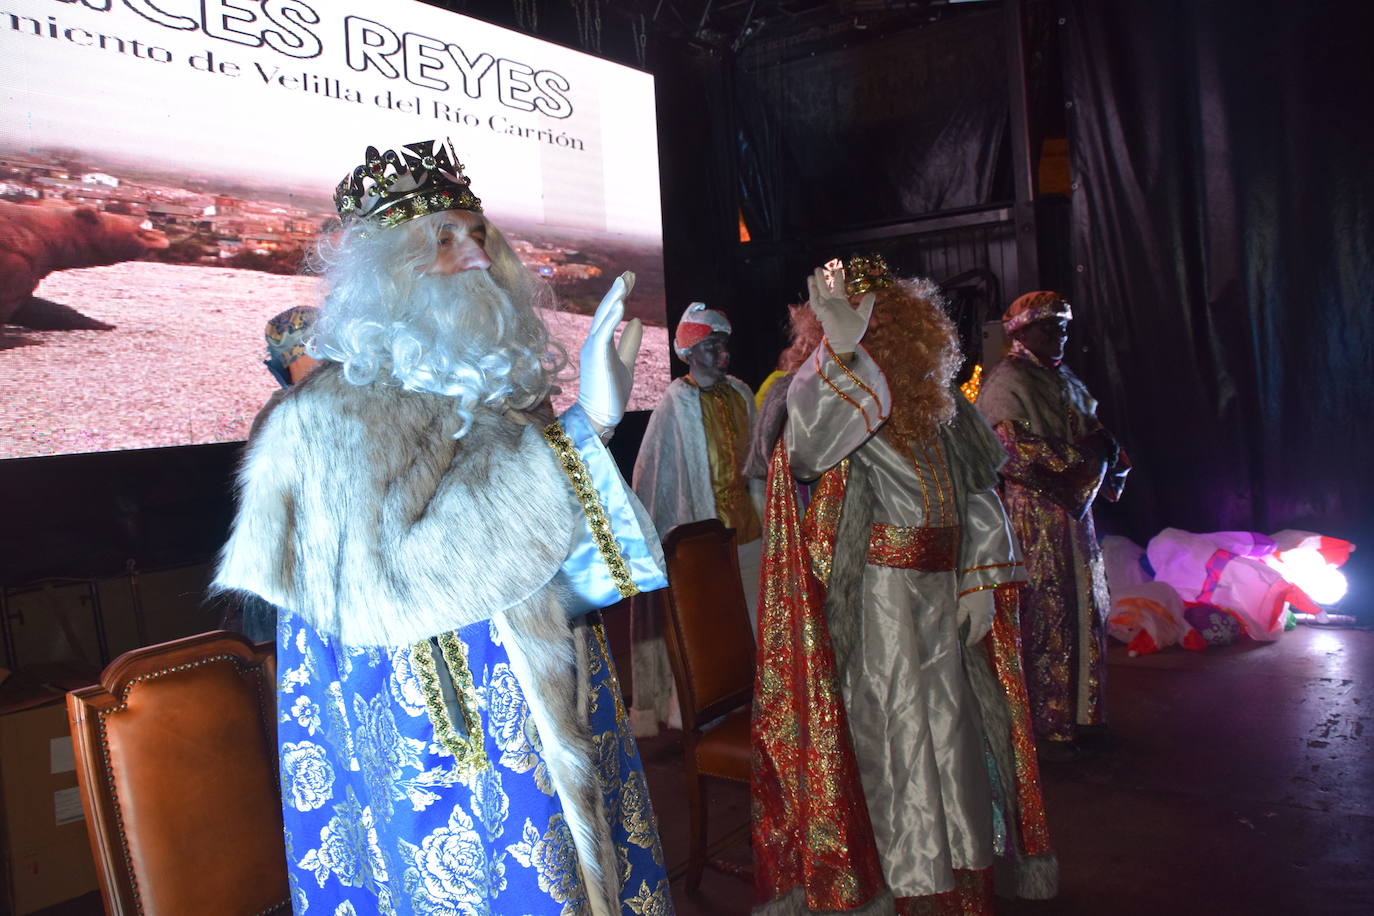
844, 252, 896, 296
333, 139, 482, 229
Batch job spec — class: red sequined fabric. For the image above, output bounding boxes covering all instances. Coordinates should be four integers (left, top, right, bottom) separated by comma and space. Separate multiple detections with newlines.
752, 439, 888, 911
753, 439, 1005, 914
866, 523, 959, 571
987, 586, 1052, 855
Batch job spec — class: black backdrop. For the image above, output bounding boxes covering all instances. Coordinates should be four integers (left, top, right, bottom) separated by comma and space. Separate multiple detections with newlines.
1060, 0, 1374, 604
724, 6, 1028, 397
734, 9, 1010, 239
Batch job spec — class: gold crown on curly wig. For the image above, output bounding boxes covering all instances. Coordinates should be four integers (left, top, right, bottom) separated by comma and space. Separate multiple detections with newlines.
333, 139, 482, 228
845, 252, 896, 296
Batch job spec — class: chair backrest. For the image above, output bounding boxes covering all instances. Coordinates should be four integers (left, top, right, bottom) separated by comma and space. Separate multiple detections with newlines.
661, 519, 755, 733
66, 630, 289, 916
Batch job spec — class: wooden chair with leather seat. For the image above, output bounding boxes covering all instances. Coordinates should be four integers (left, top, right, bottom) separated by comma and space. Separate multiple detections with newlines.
66, 630, 289, 915
660, 518, 756, 894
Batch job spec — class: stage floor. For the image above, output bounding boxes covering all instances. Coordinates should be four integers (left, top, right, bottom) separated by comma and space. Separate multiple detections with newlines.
638, 622, 1374, 916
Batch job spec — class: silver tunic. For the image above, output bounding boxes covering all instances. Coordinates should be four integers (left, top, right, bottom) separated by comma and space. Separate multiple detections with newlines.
785, 344, 1020, 897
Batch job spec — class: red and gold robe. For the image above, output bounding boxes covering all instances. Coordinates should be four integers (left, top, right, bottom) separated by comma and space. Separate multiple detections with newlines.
753, 349, 1056, 915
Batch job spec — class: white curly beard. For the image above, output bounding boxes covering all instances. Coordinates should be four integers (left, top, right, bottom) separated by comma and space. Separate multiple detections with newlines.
311, 218, 560, 438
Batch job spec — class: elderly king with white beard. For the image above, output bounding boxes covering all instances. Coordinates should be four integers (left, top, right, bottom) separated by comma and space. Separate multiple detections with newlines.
214, 139, 674, 916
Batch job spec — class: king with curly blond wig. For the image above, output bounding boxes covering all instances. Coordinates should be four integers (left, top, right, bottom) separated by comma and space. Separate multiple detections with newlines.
857, 275, 963, 445
754, 261, 1058, 915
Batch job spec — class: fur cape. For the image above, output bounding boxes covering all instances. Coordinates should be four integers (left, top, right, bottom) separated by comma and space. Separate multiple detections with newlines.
212, 362, 626, 915
214, 362, 575, 647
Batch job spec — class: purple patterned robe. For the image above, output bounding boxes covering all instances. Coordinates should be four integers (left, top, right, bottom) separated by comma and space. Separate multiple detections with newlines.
976, 348, 1114, 743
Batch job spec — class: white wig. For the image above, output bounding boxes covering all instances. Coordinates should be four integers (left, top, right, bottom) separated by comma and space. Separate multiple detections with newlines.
309, 212, 565, 438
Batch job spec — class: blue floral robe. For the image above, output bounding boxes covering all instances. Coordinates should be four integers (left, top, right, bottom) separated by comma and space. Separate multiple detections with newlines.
277, 610, 671, 916
267, 406, 674, 915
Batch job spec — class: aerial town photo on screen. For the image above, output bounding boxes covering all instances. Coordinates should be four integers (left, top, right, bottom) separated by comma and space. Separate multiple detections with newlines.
0, 148, 670, 459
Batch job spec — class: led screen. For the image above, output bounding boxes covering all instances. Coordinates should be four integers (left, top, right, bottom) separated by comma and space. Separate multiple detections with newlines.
0, 0, 668, 459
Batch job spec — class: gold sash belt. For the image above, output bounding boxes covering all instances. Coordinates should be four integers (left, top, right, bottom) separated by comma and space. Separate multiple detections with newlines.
866, 523, 959, 571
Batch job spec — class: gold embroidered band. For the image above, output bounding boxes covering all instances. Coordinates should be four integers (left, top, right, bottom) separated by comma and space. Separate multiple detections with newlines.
411, 632, 488, 777
542, 421, 641, 599
589, 613, 628, 725
375, 188, 482, 228
866, 523, 960, 571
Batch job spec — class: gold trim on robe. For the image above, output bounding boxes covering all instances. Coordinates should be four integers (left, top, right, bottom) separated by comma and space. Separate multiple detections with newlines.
695, 380, 762, 544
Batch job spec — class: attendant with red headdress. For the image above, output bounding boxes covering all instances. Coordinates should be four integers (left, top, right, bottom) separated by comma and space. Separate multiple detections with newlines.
629, 302, 762, 736
976, 290, 1130, 755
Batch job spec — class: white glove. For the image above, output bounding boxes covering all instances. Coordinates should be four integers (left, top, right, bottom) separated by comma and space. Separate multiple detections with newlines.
578, 271, 641, 431
958, 588, 997, 647
806, 266, 876, 355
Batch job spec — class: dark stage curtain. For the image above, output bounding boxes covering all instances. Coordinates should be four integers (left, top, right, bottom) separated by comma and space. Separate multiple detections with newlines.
1060, 0, 1374, 599
734, 9, 1009, 241
654, 41, 741, 355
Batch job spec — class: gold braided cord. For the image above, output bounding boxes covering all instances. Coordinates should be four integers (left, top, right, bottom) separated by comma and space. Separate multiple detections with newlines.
895, 438, 933, 525
962, 561, 1025, 574
589, 615, 628, 725
958, 581, 1006, 598
814, 348, 877, 435
541, 422, 640, 599
931, 438, 958, 523
823, 340, 883, 406
411, 635, 488, 778
917, 439, 948, 525
437, 631, 485, 749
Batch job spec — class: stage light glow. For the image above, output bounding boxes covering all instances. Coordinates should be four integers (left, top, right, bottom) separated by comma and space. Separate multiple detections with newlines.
1264, 549, 1349, 605
1310, 630, 1343, 655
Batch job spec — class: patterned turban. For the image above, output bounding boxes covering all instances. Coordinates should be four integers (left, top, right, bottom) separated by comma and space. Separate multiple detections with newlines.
674, 302, 732, 360
1003, 290, 1072, 335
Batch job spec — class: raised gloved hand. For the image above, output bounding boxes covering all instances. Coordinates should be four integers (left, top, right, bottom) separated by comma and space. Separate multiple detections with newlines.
957, 588, 997, 647
578, 271, 641, 432
806, 266, 876, 356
